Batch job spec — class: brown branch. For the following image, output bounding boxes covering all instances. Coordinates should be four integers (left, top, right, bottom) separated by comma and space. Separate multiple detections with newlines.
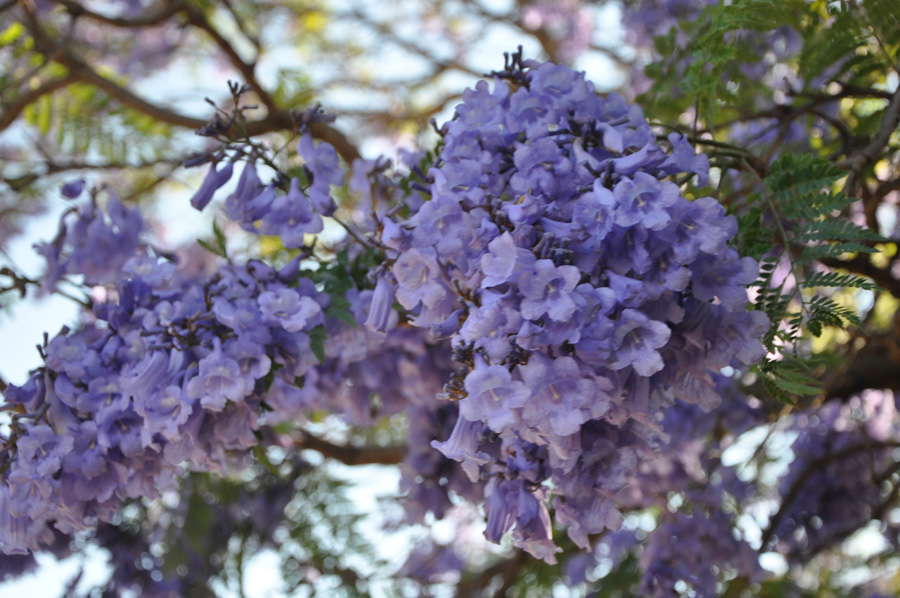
839, 75, 900, 191
825, 333, 900, 400
296, 432, 407, 466
820, 255, 900, 299
178, 3, 278, 117
0, 74, 80, 132
456, 551, 529, 598
17, 4, 361, 162
760, 438, 900, 549
339, 9, 481, 79
52, 0, 180, 27
220, 0, 260, 50
42, 156, 182, 173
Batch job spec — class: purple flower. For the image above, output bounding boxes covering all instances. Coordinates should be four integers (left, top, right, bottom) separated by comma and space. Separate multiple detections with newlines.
60, 179, 85, 199
554, 494, 623, 549
517, 259, 581, 321
431, 416, 490, 482
213, 296, 272, 345
484, 480, 517, 543
519, 354, 606, 436
711, 309, 769, 366
96, 406, 144, 456
224, 162, 264, 224
0, 485, 44, 555
610, 309, 671, 376
190, 160, 234, 211
227, 183, 275, 233
480, 232, 517, 287
662, 197, 735, 264
613, 172, 678, 230
45, 335, 101, 380
660, 133, 709, 185
365, 274, 396, 333
297, 133, 342, 215
134, 384, 194, 441
186, 338, 250, 411
690, 250, 758, 309
260, 178, 323, 248
393, 247, 449, 311
411, 195, 474, 259
258, 286, 321, 332
460, 359, 529, 432
572, 182, 617, 247
458, 298, 523, 363
16, 424, 74, 478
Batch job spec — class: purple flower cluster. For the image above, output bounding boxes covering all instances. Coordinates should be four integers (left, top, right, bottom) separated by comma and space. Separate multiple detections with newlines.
34, 188, 142, 290
381, 60, 768, 559
771, 390, 899, 561
2, 54, 781, 594
1, 176, 482, 560
190, 131, 344, 242
639, 509, 761, 598
0, 186, 357, 554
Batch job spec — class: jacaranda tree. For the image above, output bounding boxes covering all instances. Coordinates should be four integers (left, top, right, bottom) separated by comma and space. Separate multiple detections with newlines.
2, 1, 900, 596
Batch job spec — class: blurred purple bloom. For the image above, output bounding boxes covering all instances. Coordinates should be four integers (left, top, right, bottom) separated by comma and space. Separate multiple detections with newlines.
60, 179, 85, 199
365, 274, 396, 333
260, 178, 323, 248
258, 286, 321, 332
298, 133, 342, 215
190, 160, 234, 211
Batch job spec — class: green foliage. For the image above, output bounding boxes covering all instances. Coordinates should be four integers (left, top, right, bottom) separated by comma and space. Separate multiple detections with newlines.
197, 219, 230, 261
163, 461, 379, 598
800, 270, 880, 291
863, 0, 900, 56
800, 0, 900, 89
23, 82, 173, 162
798, 9, 869, 87
309, 326, 327, 363
641, 0, 805, 126
766, 154, 845, 212
743, 153, 883, 403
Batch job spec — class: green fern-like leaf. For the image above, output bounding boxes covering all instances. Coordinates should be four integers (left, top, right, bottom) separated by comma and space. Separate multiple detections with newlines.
759, 358, 823, 403
863, 0, 900, 58
801, 271, 880, 290
767, 154, 844, 209
797, 242, 878, 266
738, 204, 775, 259
795, 219, 886, 244
785, 192, 857, 220
799, 9, 869, 86
807, 294, 862, 327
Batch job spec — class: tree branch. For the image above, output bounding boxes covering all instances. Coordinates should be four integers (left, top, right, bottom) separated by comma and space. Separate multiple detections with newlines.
17, 3, 362, 162
760, 438, 900, 550
839, 75, 900, 191
825, 333, 900, 400
820, 255, 900, 299
178, 3, 278, 117
295, 432, 407, 466
456, 551, 528, 598
52, 0, 180, 27
0, 74, 80, 132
